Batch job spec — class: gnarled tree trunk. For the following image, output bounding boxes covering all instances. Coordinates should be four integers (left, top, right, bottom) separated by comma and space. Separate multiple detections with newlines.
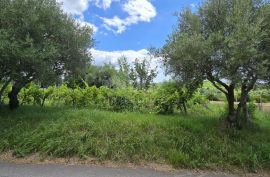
8, 82, 23, 109
234, 85, 250, 129
226, 86, 236, 123
225, 84, 252, 129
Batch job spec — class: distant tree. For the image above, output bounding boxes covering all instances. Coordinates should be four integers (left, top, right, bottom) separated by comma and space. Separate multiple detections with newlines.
133, 58, 158, 90
117, 57, 131, 87
118, 57, 158, 90
0, 0, 94, 109
162, 0, 270, 129
85, 64, 117, 88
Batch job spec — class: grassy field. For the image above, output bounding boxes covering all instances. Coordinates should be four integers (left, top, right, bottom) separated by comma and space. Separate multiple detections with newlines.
0, 105, 269, 172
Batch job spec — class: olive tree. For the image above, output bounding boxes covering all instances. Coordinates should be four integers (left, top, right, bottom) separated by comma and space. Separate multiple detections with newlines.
0, 0, 94, 109
162, 0, 270, 128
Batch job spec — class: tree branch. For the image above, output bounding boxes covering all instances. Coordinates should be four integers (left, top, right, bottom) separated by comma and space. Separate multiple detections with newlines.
207, 73, 229, 95
207, 72, 230, 90
215, 78, 230, 90
208, 79, 228, 95
247, 75, 257, 92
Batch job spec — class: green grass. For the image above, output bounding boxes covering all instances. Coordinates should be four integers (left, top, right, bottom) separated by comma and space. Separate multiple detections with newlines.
0, 105, 269, 172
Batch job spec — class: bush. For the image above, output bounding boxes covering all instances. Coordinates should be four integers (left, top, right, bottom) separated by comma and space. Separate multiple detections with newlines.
189, 92, 208, 105
19, 83, 44, 106
154, 94, 176, 114
109, 96, 134, 112
154, 82, 201, 114
250, 89, 270, 103
154, 84, 177, 114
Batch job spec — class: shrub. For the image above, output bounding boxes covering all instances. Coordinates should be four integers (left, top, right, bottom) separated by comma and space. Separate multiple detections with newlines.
154, 93, 176, 114
154, 82, 200, 114
50, 84, 73, 106
250, 89, 270, 103
19, 83, 43, 106
109, 95, 134, 112
189, 92, 208, 105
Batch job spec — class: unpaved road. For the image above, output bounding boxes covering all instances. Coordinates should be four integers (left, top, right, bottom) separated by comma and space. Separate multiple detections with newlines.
0, 161, 240, 177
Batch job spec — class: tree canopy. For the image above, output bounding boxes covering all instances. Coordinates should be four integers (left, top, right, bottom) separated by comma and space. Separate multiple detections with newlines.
85, 64, 117, 88
162, 0, 270, 128
0, 0, 94, 109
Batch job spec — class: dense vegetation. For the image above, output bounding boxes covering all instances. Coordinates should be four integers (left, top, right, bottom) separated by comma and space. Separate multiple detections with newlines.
0, 106, 269, 172
1, 81, 268, 114
0, 82, 207, 114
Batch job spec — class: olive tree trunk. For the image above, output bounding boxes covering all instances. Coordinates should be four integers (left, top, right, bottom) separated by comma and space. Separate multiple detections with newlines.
226, 87, 236, 123
235, 87, 250, 129
226, 84, 252, 129
8, 82, 23, 109
224, 83, 254, 129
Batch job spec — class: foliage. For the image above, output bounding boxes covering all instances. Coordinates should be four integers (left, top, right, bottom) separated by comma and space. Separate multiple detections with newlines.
250, 89, 270, 103
154, 82, 202, 114
154, 83, 177, 114
0, 106, 269, 171
0, 83, 11, 104
199, 81, 226, 101
188, 92, 208, 105
18, 83, 54, 106
3, 82, 268, 114
83, 63, 118, 88
200, 81, 270, 103
118, 57, 158, 90
110, 96, 134, 112
10, 82, 209, 113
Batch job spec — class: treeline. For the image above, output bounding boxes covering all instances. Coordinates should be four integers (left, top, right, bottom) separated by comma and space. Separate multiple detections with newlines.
68, 57, 158, 90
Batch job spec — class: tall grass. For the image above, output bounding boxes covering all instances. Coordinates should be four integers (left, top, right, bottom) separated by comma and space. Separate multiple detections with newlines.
0, 105, 269, 172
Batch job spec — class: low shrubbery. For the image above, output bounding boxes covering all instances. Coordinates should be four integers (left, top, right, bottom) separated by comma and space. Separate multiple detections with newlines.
250, 89, 270, 103
1, 82, 269, 114
16, 84, 157, 112
1, 83, 206, 113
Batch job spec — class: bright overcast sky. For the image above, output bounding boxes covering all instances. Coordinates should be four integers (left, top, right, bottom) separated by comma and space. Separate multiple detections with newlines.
57, 0, 201, 82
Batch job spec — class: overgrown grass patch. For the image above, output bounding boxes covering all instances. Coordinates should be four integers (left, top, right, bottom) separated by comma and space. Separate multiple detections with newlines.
0, 105, 269, 172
